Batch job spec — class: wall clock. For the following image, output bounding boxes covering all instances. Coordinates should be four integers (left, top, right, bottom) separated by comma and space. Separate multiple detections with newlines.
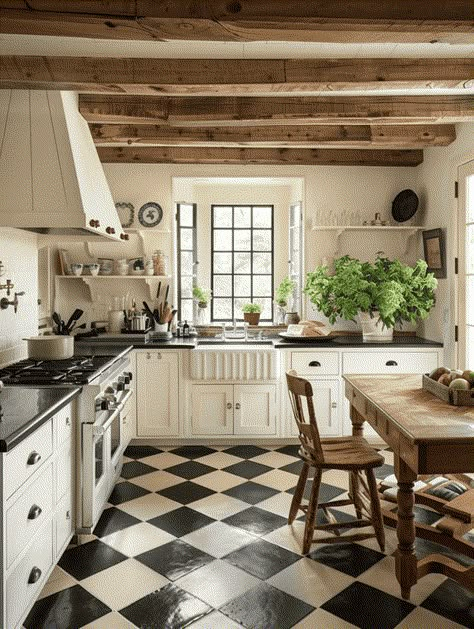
138, 202, 163, 228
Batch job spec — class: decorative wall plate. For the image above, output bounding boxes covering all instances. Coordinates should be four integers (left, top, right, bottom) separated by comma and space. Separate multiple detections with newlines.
115, 202, 135, 228
138, 202, 163, 228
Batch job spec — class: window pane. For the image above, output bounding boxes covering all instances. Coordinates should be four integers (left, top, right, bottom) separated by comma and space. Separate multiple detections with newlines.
181, 275, 194, 298
234, 252, 251, 274
213, 298, 232, 320
181, 251, 194, 275
466, 224, 474, 274
253, 252, 272, 274
180, 204, 194, 227
214, 229, 232, 250
214, 275, 232, 297
234, 206, 251, 228
214, 206, 232, 228
260, 298, 273, 320
253, 275, 272, 296
253, 206, 272, 228
253, 229, 272, 251
214, 252, 232, 273
180, 228, 193, 250
234, 297, 248, 319
234, 275, 251, 296
234, 230, 251, 251
181, 299, 194, 321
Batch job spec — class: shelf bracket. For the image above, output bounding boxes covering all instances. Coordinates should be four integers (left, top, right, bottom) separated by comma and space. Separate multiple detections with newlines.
334, 229, 344, 255
404, 229, 419, 256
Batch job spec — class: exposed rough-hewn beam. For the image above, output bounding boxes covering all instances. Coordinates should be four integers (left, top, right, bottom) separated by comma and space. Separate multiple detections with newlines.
79, 95, 474, 126
1, 56, 473, 95
97, 146, 423, 166
90, 123, 456, 149
1, 1, 473, 44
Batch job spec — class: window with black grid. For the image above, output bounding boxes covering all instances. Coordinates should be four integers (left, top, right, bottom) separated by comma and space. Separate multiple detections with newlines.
176, 203, 197, 322
211, 205, 274, 322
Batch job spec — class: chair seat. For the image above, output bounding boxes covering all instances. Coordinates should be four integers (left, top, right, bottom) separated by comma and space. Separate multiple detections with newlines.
299, 437, 385, 470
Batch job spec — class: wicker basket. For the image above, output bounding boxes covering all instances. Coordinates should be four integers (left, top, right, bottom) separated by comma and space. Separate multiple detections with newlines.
422, 374, 474, 407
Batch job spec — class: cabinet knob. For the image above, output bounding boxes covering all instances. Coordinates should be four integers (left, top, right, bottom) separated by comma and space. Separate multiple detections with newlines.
157, 352, 162, 359
65, 416, 71, 426
66, 510, 71, 520
385, 360, 398, 366
27, 451, 41, 466
89, 219, 100, 228
28, 566, 42, 584
235, 403, 241, 410
120, 233, 129, 240
106, 226, 115, 234
146, 352, 151, 359
226, 402, 233, 410
331, 402, 337, 409
309, 361, 321, 367
28, 504, 42, 520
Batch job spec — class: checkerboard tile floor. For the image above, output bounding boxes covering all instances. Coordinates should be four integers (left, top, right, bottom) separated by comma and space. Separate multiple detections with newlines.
24, 444, 473, 629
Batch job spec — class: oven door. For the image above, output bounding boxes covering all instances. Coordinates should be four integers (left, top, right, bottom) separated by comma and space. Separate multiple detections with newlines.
81, 419, 112, 531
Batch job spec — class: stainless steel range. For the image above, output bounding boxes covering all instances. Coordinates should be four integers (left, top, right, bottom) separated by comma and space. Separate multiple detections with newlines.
0, 353, 134, 533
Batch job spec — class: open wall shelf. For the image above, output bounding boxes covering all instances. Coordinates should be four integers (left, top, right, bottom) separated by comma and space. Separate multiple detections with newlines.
56, 275, 171, 300
311, 225, 423, 255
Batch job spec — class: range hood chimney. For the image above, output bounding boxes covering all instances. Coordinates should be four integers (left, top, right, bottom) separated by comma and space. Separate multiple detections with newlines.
0, 90, 124, 241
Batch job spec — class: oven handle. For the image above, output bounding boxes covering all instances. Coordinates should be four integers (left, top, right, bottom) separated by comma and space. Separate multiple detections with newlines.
92, 390, 132, 437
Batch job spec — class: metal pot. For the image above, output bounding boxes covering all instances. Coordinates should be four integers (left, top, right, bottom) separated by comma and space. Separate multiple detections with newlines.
24, 336, 74, 360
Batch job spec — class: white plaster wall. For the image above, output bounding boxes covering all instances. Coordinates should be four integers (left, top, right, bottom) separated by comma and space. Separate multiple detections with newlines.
0, 228, 38, 366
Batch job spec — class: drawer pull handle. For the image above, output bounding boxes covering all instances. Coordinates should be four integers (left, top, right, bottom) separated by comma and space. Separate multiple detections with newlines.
385, 360, 398, 366
235, 403, 241, 410
226, 402, 232, 410
309, 361, 321, 367
65, 416, 71, 426
331, 402, 337, 409
28, 567, 42, 584
27, 451, 41, 466
27, 504, 42, 520
66, 510, 71, 520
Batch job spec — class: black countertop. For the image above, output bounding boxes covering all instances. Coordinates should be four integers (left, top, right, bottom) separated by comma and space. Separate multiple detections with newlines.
273, 335, 444, 348
0, 386, 81, 452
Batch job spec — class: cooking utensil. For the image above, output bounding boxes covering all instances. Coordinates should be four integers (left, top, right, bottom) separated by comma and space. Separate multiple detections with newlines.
23, 336, 74, 360
64, 308, 83, 334
142, 301, 155, 321
392, 189, 419, 223
52, 312, 63, 334
156, 281, 161, 300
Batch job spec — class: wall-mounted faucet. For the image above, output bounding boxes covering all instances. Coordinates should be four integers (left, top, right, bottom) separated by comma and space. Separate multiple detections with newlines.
0, 291, 25, 313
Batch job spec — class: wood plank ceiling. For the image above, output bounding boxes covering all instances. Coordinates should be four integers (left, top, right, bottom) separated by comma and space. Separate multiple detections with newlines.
1, 1, 473, 166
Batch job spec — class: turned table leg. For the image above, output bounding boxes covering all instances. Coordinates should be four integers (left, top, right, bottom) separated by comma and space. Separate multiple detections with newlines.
395, 457, 418, 600
350, 406, 365, 438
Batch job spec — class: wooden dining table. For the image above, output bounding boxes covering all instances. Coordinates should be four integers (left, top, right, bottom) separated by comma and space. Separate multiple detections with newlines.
343, 374, 474, 600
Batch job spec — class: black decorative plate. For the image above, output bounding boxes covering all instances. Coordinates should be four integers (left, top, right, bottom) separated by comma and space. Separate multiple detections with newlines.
278, 333, 334, 343
392, 189, 419, 223
138, 202, 163, 228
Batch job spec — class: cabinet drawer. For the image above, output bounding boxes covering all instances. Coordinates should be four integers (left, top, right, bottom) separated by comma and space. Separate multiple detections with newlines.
291, 351, 339, 375
55, 404, 73, 448
5, 420, 53, 499
6, 463, 53, 568
343, 351, 438, 375
56, 492, 73, 559
7, 521, 53, 629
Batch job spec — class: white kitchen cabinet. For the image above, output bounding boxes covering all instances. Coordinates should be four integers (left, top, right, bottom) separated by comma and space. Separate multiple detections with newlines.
234, 385, 276, 435
191, 385, 234, 435
289, 379, 340, 438
136, 351, 179, 437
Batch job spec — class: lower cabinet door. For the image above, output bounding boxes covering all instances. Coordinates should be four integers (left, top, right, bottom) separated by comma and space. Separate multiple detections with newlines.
55, 492, 73, 559
290, 379, 340, 437
234, 384, 276, 435
191, 385, 234, 435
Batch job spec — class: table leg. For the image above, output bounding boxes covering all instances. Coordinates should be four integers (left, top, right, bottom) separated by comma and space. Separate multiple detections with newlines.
350, 406, 365, 437
395, 457, 418, 600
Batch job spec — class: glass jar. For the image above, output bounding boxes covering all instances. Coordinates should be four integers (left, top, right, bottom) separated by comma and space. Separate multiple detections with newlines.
115, 258, 128, 276
152, 250, 167, 276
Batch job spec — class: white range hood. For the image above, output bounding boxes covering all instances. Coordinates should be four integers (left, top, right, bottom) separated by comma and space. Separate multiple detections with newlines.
0, 90, 124, 241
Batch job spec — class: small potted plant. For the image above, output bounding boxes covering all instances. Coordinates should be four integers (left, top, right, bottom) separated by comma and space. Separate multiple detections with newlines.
275, 277, 296, 324
193, 286, 212, 324
242, 302, 262, 326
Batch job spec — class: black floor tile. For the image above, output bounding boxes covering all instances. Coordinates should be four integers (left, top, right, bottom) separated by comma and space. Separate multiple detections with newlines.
287, 480, 346, 503
108, 481, 151, 505
121, 460, 158, 479
220, 581, 314, 629
390, 505, 441, 526
124, 444, 162, 459
224, 538, 301, 579
279, 460, 305, 475
24, 584, 111, 629
169, 445, 217, 459
120, 583, 212, 629
223, 445, 269, 459
148, 505, 216, 537
274, 444, 301, 458
415, 537, 474, 567
421, 578, 474, 627
223, 460, 273, 480
321, 582, 415, 629
223, 506, 287, 536
164, 460, 216, 479
298, 507, 357, 525
136, 539, 215, 581
93, 507, 141, 538
309, 542, 385, 577
223, 481, 279, 505
374, 463, 395, 480
157, 481, 216, 505
58, 539, 127, 580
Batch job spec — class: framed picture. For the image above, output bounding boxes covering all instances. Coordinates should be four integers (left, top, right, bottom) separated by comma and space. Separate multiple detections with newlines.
422, 228, 446, 279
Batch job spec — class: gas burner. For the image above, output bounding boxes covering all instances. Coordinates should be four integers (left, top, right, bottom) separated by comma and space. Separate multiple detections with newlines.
0, 355, 116, 386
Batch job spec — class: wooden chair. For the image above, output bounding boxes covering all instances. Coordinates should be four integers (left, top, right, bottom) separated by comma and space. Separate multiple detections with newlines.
286, 370, 386, 554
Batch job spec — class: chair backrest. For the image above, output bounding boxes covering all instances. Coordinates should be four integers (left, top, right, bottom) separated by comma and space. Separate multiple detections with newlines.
286, 370, 324, 463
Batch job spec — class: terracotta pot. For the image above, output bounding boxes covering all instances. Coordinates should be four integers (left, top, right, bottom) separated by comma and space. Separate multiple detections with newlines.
243, 312, 261, 326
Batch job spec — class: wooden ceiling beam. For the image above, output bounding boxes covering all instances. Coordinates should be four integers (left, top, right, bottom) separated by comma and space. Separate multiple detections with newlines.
90, 123, 456, 149
1, 56, 473, 94
96, 146, 423, 166
79, 95, 474, 126
1, 1, 473, 44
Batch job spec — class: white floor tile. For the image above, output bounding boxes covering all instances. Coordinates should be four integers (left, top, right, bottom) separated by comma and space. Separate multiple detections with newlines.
193, 470, 244, 492
254, 469, 298, 491
80, 611, 139, 629
395, 606, 467, 629
81, 558, 169, 609
139, 452, 187, 469
268, 557, 354, 607
176, 559, 260, 608
293, 607, 359, 628
251, 451, 299, 468
181, 521, 256, 558
256, 491, 294, 517
194, 452, 243, 469
190, 493, 249, 520
188, 610, 244, 629
322, 469, 350, 490
38, 570, 76, 600
263, 522, 305, 555
101, 522, 176, 557
117, 493, 181, 520
129, 470, 183, 492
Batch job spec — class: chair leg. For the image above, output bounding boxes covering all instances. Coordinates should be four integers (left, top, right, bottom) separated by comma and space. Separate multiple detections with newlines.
288, 462, 309, 524
350, 470, 363, 520
303, 469, 322, 554
366, 468, 385, 552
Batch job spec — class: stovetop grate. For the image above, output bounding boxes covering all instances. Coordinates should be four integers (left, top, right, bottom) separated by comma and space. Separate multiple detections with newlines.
0, 355, 116, 385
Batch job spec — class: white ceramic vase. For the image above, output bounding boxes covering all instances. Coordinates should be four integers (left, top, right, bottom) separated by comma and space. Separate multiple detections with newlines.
359, 311, 393, 342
